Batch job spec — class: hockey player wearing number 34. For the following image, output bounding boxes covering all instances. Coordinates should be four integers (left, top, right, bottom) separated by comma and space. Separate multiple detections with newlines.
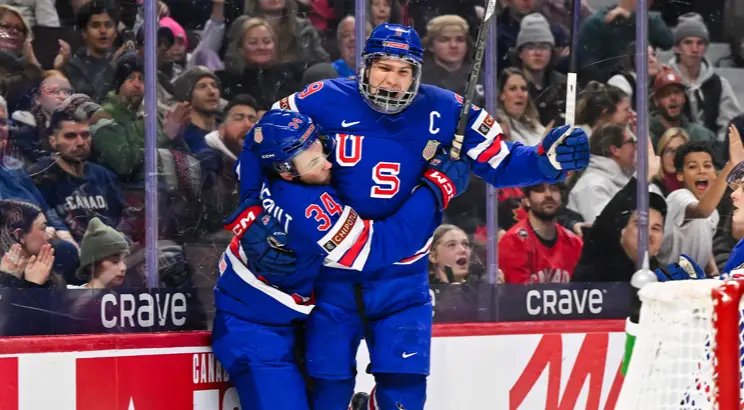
211, 109, 471, 410
233, 23, 589, 410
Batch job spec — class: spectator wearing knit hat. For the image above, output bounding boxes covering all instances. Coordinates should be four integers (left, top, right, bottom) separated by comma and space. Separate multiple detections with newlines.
512, 12, 567, 127
667, 12, 741, 142
421, 15, 483, 105
649, 66, 720, 163
91, 52, 187, 185
69, 217, 129, 289
578, 0, 673, 82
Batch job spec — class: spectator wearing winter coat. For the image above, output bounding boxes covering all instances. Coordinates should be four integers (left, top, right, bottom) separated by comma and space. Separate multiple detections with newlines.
578, 0, 673, 81
567, 123, 636, 223
572, 177, 667, 282
668, 12, 740, 142
511, 12, 567, 127
649, 66, 720, 164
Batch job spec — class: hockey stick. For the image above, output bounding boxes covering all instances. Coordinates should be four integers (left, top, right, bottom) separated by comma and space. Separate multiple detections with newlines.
546, 0, 582, 170
450, 0, 497, 160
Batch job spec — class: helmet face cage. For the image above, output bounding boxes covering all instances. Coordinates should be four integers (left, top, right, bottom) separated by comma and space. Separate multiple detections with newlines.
358, 53, 422, 114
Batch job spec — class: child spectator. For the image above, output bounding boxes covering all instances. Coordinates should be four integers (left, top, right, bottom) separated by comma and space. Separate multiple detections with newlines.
428, 224, 482, 284
652, 127, 689, 196
496, 67, 545, 146
69, 217, 129, 289
0, 199, 55, 288
658, 131, 744, 273
499, 183, 582, 284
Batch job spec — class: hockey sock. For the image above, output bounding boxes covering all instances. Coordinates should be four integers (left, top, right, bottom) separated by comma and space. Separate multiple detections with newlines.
373, 373, 426, 410
310, 378, 355, 410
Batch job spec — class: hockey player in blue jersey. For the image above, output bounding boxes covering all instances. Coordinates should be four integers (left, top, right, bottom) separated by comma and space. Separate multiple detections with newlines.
235, 23, 590, 410
212, 109, 471, 410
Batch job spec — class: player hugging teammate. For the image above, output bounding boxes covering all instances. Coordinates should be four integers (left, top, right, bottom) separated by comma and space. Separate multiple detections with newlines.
213, 22, 590, 410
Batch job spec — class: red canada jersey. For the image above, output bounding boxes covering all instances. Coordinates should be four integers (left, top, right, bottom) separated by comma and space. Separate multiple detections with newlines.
498, 218, 583, 284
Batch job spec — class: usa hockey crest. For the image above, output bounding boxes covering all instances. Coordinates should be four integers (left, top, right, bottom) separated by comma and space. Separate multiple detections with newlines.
422, 140, 440, 161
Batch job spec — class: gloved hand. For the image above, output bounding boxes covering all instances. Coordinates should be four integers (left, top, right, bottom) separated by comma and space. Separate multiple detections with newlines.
655, 254, 706, 282
536, 125, 589, 178
421, 148, 471, 210
223, 197, 263, 239
239, 211, 296, 276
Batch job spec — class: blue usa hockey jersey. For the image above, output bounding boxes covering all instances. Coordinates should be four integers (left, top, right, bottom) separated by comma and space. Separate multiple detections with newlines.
215, 177, 440, 324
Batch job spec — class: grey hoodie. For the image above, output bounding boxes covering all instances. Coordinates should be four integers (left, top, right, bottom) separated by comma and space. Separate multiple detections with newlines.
567, 155, 633, 223
668, 56, 741, 142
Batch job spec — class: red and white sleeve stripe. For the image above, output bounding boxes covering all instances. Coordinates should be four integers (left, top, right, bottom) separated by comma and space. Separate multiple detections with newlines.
317, 206, 374, 270
467, 110, 510, 169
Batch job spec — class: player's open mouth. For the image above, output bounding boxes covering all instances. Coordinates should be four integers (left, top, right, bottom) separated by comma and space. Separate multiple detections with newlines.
695, 179, 709, 190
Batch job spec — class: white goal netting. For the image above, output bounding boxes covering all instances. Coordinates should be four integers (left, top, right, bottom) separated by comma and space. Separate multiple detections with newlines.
616, 279, 744, 410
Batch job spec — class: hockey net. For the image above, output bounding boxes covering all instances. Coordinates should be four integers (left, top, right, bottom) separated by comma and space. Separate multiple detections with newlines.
616, 279, 744, 410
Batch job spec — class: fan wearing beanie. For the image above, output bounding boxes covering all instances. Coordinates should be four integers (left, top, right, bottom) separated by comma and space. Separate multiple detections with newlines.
68, 217, 129, 289
668, 12, 740, 141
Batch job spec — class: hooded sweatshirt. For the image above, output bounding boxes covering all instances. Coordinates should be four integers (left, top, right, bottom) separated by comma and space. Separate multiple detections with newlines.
567, 155, 632, 223
668, 56, 741, 142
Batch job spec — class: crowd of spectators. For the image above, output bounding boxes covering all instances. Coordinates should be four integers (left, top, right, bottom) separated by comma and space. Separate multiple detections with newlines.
0, 0, 743, 311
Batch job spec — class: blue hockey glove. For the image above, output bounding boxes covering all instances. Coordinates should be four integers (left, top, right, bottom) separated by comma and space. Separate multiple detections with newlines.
536, 125, 589, 178
223, 197, 264, 240
654, 254, 706, 282
421, 148, 471, 210
239, 211, 296, 276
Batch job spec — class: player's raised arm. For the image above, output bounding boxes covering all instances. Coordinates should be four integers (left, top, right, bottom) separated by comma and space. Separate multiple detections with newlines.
454, 94, 589, 187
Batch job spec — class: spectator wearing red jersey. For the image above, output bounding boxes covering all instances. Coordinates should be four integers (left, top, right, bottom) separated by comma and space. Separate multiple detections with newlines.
499, 183, 582, 284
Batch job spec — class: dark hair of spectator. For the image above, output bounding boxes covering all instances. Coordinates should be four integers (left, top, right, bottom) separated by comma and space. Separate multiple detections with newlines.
674, 141, 715, 172
575, 81, 628, 127
76, 0, 118, 31
589, 123, 627, 157
0, 200, 43, 254
223, 94, 259, 117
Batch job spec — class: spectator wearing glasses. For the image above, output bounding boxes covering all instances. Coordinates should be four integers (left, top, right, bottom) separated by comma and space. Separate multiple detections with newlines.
0, 4, 43, 112
567, 123, 637, 223
512, 12, 567, 127
652, 127, 689, 196
10, 70, 73, 166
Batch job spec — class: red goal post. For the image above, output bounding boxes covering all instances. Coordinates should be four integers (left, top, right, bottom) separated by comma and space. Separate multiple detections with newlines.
617, 278, 744, 410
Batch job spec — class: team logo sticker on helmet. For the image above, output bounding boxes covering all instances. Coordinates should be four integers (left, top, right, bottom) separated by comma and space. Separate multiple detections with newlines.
422, 140, 440, 161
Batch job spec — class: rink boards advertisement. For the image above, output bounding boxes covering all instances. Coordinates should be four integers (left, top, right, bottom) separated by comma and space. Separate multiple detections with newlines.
0, 320, 625, 410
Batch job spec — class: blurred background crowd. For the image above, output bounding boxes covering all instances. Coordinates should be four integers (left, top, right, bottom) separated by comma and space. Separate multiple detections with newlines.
1, 0, 744, 325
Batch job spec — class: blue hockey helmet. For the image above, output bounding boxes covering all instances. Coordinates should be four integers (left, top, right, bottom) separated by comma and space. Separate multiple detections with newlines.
249, 109, 329, 176
359, 23, 423, 114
